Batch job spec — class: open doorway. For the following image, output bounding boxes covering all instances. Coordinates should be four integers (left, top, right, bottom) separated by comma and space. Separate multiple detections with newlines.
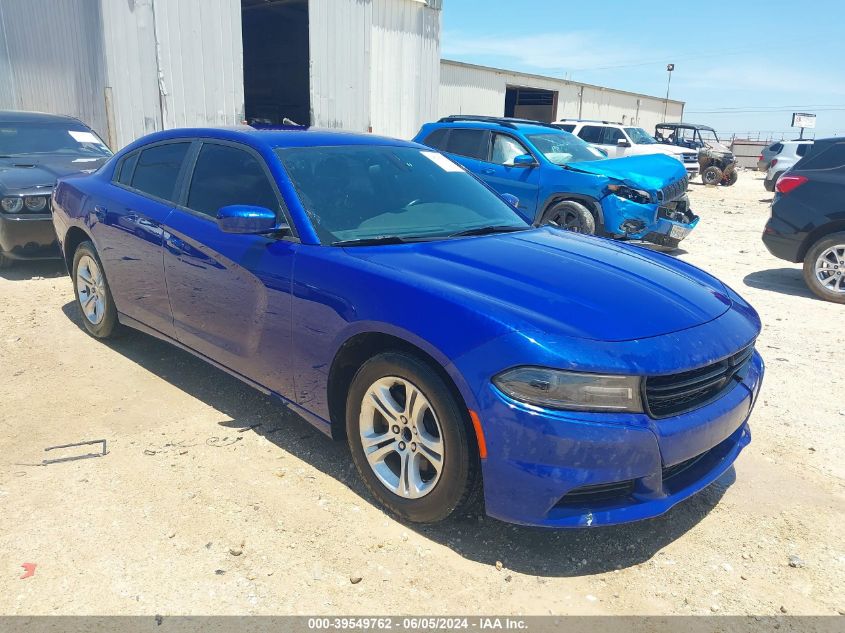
504, 86, 557, 122
242, 0, 310, 126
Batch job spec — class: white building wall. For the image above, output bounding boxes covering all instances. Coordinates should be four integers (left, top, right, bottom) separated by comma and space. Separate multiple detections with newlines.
0, 0, 109, 140
439, 60, 684, 132
100, 0, 245, 149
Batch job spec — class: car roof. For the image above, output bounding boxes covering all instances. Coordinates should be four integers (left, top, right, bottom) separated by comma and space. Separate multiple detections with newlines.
655, 123, 716, 132
556, 119, 623, 126
432, 118, 562, 135
123, 126, 424, 152
0, 109, 82, 124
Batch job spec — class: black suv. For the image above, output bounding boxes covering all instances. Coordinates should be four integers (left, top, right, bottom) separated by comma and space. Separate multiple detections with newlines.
762, 137, 845, 303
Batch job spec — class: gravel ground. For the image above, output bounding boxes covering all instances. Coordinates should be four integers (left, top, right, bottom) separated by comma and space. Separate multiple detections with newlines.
0, 171, 843, 616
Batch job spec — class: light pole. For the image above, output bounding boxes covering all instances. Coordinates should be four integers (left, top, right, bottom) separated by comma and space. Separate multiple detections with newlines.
663, 63, 674, 122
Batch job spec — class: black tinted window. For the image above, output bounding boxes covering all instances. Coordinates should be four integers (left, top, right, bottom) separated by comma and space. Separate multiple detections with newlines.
444, 129, 489, 160
796, 144, 811, 157
555, 124, 576, 132
577, 126, 604, 144
187, 143, 279, 217
770, 143, 783, 153
602, 127, 625, 144
798, 142, 845, 170
116, 152, 139, 186
423, 128, 449, 150
131, 142, 190, 201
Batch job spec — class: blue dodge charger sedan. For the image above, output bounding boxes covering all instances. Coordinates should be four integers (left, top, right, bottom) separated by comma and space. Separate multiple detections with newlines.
52, 127, 764, 527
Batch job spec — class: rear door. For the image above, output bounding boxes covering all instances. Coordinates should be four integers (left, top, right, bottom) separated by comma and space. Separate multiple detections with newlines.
91, 141, 191, 337
435, 127, 492, 175
161, 139, 297, 396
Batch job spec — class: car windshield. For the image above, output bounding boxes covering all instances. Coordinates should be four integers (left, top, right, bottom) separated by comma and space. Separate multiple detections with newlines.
0, 121, 112, 157
625, 127, 657, 145
277, 145, 530, 245
697, 129, 720, 143
526, 132, 605, 165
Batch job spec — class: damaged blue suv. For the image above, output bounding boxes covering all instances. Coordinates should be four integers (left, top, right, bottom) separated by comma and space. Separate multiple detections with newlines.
415, 116, 698, 249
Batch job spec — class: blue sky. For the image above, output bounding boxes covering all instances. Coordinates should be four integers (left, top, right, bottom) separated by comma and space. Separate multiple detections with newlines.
441, 0, 845, 138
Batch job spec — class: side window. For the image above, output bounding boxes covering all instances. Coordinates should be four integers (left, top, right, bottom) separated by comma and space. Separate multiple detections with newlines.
770, 142, 784, 154
577, 125, 604, 144
131, 142, 190, 202
602, 127, 625, 144
797, 142, 845, 170
444, 128, 490, 160
556, 124, 576, 132
491, 134, 530, 165
423, 128, 449, 150
796, 144, 811, 157
116, 151, 139, 186
187, 143, 280, 218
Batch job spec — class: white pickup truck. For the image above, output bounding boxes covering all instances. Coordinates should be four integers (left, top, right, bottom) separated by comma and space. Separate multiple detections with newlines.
555, 119, 699, 177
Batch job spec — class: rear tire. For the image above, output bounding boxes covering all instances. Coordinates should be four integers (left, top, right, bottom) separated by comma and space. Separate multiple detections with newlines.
543, 200, 596, 235
0, 253, 12, 269
723, 170, 738, 186
802, 233, 845, 304
71, 241, 120, 338
702, 166, 723, 185
346, 351, 480, 523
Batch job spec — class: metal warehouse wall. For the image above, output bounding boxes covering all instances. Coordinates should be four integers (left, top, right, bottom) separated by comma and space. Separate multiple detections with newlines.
439, 60, 684, 131
0, 0, 109, 140
100, 0, 244, 149
309, 0, 441, 139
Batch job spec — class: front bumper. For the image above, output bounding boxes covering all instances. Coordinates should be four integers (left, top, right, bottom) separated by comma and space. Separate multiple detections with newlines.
602, 194, 698, 247
0, 213, 61, 260
477, 351, 763, 528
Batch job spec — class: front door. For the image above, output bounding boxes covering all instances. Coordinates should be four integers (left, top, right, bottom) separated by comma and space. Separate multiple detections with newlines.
476, 132, 540, 219
162, 140, 297, 396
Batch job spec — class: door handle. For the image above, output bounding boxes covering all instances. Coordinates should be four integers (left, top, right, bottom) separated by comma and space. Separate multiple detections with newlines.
480, 168, 496, 175
93, 205, 107, 221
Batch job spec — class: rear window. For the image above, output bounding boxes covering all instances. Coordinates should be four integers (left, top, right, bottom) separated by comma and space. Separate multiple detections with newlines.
423, 128, 449, 150
130, 142, 190, 202
555, 123, 576, 132
796, 141, 845, 171
577, 125, 604, 144
443, 128, 490, 161
770, 142, 784, 154
796, 143, 811, 157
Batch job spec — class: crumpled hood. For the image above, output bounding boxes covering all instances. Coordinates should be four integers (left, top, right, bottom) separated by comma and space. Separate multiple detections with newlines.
566, 153, 688, 191
0, 154, 107, 193
349, 227, 732, 342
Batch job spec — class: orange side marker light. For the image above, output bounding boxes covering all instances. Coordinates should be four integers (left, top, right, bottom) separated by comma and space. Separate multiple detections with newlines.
469, 410, 488, 459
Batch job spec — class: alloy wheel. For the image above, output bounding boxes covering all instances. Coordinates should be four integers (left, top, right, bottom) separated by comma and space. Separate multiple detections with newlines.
76, 254, 107, 325
359, 376, 444, 499
814, 244, 845, 294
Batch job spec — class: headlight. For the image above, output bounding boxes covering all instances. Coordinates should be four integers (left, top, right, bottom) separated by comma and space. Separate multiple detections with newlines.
1, 197, 24, 213
607, 184, 652, 204
493, 367, 643, 412
24, 196, 48, 212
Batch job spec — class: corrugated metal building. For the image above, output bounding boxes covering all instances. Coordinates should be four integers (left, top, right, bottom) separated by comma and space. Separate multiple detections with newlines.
439, 60, 684, 131
0, 0, 681, 150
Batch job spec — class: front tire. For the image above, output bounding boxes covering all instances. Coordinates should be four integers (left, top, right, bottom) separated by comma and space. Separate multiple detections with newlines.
346, 351, 479, 523
544, 200, 596, 235
702, 165, 723, 185
803, 233, 845, 304
722, 170, 738, 186
72, 241, 120, 338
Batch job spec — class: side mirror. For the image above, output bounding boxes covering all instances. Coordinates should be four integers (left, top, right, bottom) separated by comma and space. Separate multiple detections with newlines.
501, 193, 520, 208
507, 153, 537, 168
216, 205, 286, 235
617, 138, 631, 147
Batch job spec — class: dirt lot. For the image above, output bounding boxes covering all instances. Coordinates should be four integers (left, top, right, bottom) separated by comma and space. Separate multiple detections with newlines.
0, 172, 843, 616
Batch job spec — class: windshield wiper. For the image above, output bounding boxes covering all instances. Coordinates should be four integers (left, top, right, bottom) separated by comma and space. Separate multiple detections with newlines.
448, 225, 530, 238
332, 235, 433, 247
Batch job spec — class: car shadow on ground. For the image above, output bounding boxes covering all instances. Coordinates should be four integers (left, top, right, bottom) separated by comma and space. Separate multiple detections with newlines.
0, 260, 66, 281
743, 268, 816, 299
61, 301, 730, 578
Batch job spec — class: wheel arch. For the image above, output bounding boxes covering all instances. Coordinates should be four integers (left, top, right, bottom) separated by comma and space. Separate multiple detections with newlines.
325, 330, 477, 447
798, 221, 845, 262
536, 193, 604, 227
62, 226, 93, 271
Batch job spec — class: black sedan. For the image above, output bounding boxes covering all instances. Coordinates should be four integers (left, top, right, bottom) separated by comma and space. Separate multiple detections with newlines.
0, 111, 112, 268
762, 137, 845, 303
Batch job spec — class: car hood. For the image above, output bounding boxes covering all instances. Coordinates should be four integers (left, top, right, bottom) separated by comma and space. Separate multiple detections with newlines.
566, 154, 687, 191
0, 154, 107, 193
348, 227, 732, 342
647, 144, 692, 157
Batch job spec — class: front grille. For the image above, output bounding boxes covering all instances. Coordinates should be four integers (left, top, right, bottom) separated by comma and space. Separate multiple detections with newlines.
657, 175, 689, 203
645, 345, 754, 418
554, 479, 635, 507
